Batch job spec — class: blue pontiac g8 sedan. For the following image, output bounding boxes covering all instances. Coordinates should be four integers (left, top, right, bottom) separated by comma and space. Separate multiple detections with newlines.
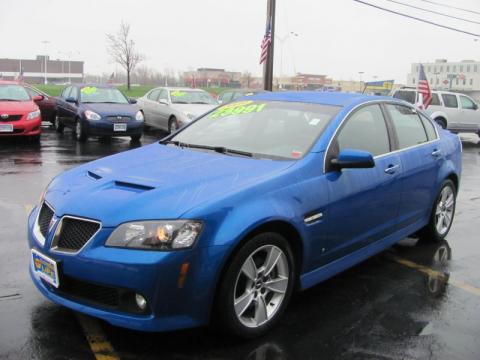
28, 92, 461, 338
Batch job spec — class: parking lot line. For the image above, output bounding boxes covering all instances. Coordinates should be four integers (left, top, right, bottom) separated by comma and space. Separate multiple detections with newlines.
76, 314, 120, 360
392, 256, 480, 297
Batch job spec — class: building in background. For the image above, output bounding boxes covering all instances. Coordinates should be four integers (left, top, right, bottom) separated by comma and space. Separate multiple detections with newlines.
277, 73, 332, 90
183, 68, 242, 88
407, 59, 480, 92
0, 55, 84, 84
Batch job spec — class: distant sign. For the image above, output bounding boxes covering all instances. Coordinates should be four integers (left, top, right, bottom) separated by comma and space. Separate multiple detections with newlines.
364, 80, 394, 91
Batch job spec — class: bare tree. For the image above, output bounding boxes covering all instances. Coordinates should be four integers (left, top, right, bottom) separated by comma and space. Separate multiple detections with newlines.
106, 21, 144, 90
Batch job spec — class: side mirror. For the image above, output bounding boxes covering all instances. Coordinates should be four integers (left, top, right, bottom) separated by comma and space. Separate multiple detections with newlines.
129, 98, 137, 104
330, 149, 375, 170
158, 99, 169, 105
473, 103, 478, 110
65, 97, 77, 104
32, 95, 44, 102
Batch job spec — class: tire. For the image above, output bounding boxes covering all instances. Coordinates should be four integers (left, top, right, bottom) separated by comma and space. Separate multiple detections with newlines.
434, 118, 447, 129
75, 119, 88, 142
54, 115, 64, 133
168, 117, 179, 134
215, 232, 295, 338
130, 134, 142, 142
419, 179, 456, 242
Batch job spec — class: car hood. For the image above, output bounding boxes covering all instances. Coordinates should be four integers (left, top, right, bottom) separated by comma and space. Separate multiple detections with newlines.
0, 100, 37, 113
45, 143, 294, 227
170, 103, 217, 117
81, 103, 139, 116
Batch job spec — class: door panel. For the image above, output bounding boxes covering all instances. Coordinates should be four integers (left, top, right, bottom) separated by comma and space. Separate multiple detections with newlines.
458, 95, 480, 130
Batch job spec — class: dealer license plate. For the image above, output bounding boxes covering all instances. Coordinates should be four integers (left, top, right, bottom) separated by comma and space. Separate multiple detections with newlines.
31, 249, 59, 288
114, 123, 127, 132
0, 124, 13, 132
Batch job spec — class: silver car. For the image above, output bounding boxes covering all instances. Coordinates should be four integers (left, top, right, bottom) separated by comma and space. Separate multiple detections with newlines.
137, 87, 218, 132
392, 88, 480, 137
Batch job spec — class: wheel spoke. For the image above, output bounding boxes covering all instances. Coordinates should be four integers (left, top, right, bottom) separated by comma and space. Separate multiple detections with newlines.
436, 214, 445, 233
242, 256, 257, 281
255, 295, 268, 325
444, 211, 452, 225
234, 290, 254, 317
264, 247, 281, 276
445, 194, 454, 209
435, 206, 442, 215
264, 277, 288, 294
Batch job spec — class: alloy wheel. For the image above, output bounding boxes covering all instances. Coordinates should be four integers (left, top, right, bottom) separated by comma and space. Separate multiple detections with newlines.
435, 186, 455, 236
233, 245, 289, 328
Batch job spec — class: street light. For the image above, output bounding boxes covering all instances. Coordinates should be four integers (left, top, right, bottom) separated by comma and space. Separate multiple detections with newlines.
41, 40, 50, 85
358, 71, 364, 92
275, 31, 299, 82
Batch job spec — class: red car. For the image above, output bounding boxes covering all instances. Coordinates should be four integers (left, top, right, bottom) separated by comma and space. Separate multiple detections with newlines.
0, 80, 42, 141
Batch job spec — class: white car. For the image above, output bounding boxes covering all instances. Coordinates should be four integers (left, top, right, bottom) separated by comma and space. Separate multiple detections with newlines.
392, 88, 480, 137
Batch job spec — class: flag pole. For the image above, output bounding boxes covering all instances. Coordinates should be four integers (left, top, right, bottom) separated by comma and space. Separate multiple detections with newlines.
263, 0, 276, 91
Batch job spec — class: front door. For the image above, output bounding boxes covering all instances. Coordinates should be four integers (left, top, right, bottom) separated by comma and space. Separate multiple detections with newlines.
321, 104, 402, 265
458, 94, 480, 132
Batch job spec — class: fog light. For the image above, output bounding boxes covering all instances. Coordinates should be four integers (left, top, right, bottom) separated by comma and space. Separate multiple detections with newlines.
135, 293, 147, 310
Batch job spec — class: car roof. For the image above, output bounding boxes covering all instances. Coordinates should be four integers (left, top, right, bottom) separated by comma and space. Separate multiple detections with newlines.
247, 91, 390, 107
161, 87, 206, 92
71, 83, 116, 89
0, 80, 22, 85
394, 88, 460, 96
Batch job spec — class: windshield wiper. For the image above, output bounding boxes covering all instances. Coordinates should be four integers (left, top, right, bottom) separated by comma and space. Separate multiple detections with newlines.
161, 141, 253, 157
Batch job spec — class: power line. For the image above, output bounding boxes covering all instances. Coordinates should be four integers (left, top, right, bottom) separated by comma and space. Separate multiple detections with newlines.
417, 0, 480, 16
353, 0, 480, 37
382, 0, 480, 25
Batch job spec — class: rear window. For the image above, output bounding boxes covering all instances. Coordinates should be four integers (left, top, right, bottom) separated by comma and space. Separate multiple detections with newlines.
393, 90, 416, 104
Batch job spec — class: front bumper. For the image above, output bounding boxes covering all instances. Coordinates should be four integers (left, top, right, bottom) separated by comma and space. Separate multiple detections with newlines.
83, 119, 143, 137
27, 206, 228, 332
0, 117, 41, 137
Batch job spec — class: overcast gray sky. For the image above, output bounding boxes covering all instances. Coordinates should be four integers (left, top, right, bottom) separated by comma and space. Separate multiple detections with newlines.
1, 0, 479, 83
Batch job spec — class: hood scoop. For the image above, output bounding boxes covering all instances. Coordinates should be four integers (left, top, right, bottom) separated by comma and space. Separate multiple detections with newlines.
87, 171, 102, 180
113, 181, 155, 193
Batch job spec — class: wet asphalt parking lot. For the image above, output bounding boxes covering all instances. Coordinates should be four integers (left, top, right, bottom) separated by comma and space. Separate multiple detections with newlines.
0, 125, 479, 360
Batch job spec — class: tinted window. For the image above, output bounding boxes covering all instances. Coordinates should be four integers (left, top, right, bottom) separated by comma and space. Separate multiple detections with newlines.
62, 86, 72, 99
336, 104, 390, 156
393, 90, 416, 104
430, 93, 441, 106
148, 89, 161, 101
459, 95, 477, 110
442, 94, 458, 108
386, 104, 428, 149
419, 114, 438, 141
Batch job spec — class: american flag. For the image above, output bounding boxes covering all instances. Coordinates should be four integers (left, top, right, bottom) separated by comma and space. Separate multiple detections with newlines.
259, 20, 272, 65
417, 64, 432, 109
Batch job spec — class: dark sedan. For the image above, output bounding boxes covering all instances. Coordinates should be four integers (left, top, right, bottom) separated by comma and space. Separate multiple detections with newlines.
23, 84, 58, 123
55, 84, 144, 142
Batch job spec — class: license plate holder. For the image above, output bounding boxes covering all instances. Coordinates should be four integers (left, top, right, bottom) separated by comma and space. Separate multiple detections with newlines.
31, 249, 60, 288
0, 124, 13, 132
114, 123, 127, 132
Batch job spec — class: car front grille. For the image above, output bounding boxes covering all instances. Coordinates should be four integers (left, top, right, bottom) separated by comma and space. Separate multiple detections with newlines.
106, 116, 131, 123
38, 202, 54, 238
0, 115, 22, 122
53, 217, 100, 252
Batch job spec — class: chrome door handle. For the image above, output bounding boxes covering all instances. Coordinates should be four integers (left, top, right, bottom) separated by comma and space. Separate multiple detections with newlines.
431, 149, 442, 157
384, 164, 399, 174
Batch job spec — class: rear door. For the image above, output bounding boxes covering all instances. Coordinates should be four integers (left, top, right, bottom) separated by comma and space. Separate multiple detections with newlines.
384, 103, 441, 228
322, 103, 402, 265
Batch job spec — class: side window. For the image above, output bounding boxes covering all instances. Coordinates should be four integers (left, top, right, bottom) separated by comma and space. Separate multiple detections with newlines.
70, 87, 79, 100
441, 94, 458, 108
419, 114, 438, 141
392, 90, 416, 104
386, 104, 428, 149
221, 92, 233, 102
459, 95, 477, 110
336, 104, 390, 157
148, 89, 160, 101
159, 89, 169, 102
62, 86, 71, 99
430, 93, 441, 106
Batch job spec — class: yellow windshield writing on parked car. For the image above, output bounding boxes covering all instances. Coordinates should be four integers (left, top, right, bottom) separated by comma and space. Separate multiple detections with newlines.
171, 91, 187, 97
81, 87, 97, 95
209, 101, 267, 118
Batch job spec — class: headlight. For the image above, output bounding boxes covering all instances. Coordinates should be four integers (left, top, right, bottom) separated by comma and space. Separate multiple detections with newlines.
105, 220, 203, 250
84, 110, 101, 120
27, 110, 41, 120
135, 111, 144, 121
183, 112, 196, 120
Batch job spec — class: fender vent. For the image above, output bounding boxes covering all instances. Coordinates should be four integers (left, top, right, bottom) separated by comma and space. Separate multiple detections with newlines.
114, 181, 155, 192
87, 171, 102, 180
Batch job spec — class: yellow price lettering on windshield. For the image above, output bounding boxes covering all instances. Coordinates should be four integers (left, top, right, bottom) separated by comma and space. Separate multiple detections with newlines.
210, 102, 267, 119
81, 86, 97, 95
171, 91, 187, 97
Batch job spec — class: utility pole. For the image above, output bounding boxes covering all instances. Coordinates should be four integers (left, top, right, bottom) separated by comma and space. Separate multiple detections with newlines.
42, 40, 50, 85
263, 0, 276, 91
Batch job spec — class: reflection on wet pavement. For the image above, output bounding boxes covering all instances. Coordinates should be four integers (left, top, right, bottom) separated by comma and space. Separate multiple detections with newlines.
0, 128, 479, 359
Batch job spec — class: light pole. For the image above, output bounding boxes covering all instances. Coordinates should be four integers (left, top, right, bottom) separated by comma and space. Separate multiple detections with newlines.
275, 31, 299, 81
41, 40, 50, 84
358, 71, 364, 92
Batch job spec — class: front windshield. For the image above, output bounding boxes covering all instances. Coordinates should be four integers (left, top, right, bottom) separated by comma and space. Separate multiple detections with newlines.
0, 85, 30, 101
80, 87, 129, 104
170, 90, 217, 105
171, 100, 340, 160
